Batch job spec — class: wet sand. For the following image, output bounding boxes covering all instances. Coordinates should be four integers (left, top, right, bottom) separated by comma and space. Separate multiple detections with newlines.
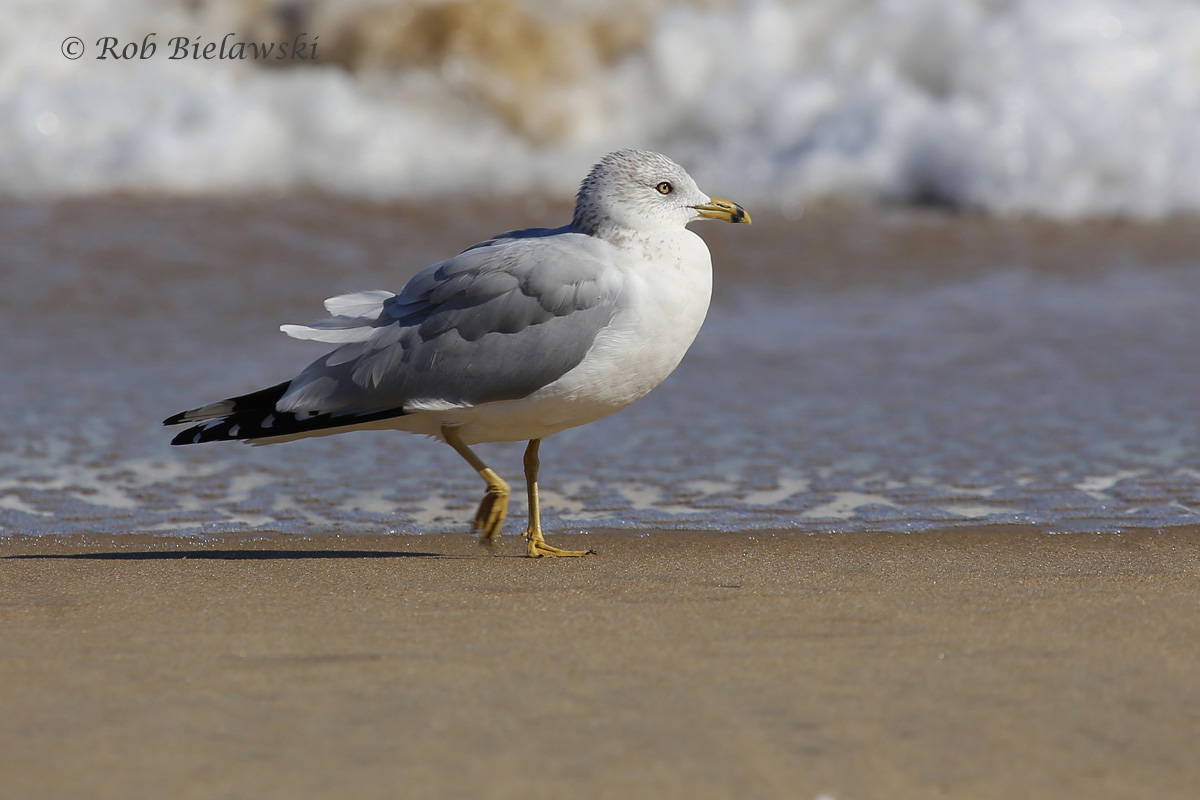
3, 528, 1199, 799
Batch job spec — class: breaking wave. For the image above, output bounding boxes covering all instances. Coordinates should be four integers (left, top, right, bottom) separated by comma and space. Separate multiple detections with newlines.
8, 0, 1200, 218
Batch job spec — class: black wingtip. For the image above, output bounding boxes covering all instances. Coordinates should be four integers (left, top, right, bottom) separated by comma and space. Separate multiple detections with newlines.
165, 380, 414, 446
163, 410, 188, 427
169, 416, 258, 446
164, 381, 293, 436
170, 426, 202, 446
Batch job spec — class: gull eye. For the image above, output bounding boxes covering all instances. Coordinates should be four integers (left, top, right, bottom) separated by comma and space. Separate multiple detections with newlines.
656, 181, 673, 195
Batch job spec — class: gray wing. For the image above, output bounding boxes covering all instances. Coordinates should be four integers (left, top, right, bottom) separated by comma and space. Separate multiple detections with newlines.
276, 228, 624, 417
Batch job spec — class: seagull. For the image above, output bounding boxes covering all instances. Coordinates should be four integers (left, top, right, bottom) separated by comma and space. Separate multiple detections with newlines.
164, 149, 750, 556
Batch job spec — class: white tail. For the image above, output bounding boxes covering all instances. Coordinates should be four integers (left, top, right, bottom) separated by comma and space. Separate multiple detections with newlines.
281, 290, 397, 343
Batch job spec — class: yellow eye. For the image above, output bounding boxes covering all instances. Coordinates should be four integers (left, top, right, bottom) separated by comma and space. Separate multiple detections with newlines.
656, 181, 673, 195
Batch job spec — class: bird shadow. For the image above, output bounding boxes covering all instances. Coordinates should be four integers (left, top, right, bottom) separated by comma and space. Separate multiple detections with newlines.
3, 549, 451, 561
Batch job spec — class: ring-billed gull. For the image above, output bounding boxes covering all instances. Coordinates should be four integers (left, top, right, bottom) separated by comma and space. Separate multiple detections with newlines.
164, 150, 750, 556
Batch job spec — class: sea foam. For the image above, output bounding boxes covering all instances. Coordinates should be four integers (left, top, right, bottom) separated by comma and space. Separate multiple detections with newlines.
7, 0, 1200, 218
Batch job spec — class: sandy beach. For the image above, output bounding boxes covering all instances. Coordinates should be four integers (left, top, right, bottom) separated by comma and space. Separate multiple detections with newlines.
5, 197, 1200, 798
10, 0, 1200, 795
3, 528, 1198, 799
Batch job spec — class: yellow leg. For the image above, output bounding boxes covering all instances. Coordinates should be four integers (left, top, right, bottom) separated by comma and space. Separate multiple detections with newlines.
442, 426, 509, 545
522, 439, 595, 558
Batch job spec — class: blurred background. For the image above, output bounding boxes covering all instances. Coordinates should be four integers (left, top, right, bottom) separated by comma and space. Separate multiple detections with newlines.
8, 0, 1200, 217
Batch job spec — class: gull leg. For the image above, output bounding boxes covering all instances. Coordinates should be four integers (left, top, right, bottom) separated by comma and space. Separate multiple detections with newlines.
522, 439, 596, 558
442, 425, 509, 545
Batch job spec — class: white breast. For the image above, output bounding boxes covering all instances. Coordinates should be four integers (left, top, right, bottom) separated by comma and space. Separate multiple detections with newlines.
553, 230, 712, 406
431, 229, 714, 445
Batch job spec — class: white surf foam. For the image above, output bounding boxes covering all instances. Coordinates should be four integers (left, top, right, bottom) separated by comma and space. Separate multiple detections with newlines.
8, 0, 1200, 218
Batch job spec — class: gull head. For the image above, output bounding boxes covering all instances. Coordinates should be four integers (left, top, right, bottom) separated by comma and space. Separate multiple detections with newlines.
572, 150, 750, 238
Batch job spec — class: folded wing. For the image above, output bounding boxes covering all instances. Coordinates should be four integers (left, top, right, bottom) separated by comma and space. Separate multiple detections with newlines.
167, 227, 625, 443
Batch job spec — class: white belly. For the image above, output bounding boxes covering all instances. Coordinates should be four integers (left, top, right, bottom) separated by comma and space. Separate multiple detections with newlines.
405, 230, 714, 444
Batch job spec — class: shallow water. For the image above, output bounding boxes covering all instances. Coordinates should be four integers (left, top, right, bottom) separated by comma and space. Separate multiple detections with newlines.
3, 197, 1200, 538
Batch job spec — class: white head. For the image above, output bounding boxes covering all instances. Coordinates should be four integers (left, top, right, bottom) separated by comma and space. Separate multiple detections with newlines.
572, 150, 749, 238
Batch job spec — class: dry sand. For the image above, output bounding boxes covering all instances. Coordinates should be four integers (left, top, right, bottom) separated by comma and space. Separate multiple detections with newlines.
3, 528, 1198, 799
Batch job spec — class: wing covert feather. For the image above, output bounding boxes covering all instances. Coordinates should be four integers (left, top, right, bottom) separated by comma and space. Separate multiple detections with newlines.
277, 229, 624, 417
